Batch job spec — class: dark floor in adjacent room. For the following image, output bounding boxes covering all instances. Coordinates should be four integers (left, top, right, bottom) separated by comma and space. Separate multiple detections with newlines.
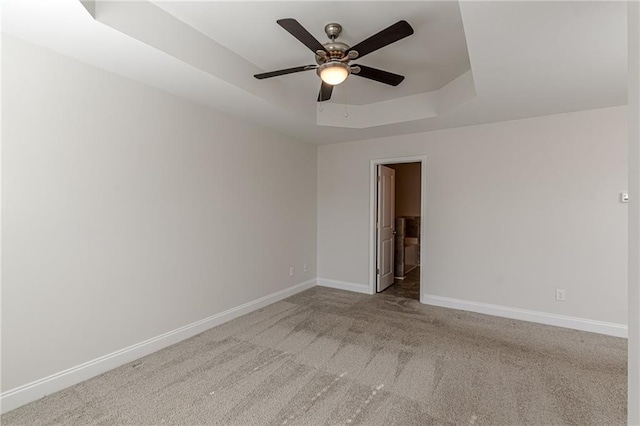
1, 286, 627, 425
381, 266, 420, 300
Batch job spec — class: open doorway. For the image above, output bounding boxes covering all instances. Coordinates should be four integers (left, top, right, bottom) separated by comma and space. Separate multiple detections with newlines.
370, 156, 426, 301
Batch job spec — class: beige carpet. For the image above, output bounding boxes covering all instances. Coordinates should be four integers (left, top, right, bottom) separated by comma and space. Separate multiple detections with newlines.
2, 287, 627, 425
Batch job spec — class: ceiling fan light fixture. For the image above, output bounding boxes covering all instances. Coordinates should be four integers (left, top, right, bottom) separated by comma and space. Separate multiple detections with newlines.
254, 19, 413, 101
318, 62, 350, 85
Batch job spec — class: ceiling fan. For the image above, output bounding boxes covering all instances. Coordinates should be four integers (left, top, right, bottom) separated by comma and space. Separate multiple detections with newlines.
254, 19, 414, 102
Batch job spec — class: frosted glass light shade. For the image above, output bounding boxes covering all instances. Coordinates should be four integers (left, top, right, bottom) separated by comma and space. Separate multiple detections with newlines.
318, 62, 350, 85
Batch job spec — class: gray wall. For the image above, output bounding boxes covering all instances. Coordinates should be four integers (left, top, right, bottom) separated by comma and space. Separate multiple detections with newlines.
1, 37, 317, 392
318, 106, 628, 325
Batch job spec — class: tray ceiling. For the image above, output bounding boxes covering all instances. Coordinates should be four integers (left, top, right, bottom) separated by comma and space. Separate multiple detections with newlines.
1, 0, 628, 144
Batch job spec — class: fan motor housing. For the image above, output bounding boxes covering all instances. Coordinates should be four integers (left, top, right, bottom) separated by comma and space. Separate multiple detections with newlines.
315, 41, 349, 64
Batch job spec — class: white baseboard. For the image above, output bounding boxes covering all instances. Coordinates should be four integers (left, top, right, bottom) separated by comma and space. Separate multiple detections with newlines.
0, 279, 317, 414
318, 278, 371, 294
422, 294, 627, 338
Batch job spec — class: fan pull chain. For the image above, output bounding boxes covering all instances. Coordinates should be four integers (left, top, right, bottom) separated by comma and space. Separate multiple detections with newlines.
344, 83, 349, 118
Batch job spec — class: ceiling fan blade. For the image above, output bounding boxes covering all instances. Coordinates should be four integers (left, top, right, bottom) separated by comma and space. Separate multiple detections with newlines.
318, 81, 333, 102
254, 65, 317, 79
352, 65, 404, 86
277, 18, 328, 54
346, 20, 414, 59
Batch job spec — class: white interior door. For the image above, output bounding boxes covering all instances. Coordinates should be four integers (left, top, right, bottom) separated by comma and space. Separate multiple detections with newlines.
376, 165, 395, 292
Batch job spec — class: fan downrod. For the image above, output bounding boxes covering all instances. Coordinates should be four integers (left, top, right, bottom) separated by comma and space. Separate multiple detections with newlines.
316, 23, 351, 65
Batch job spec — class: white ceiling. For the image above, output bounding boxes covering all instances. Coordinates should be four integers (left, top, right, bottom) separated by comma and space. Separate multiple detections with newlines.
1, 0, 628, 144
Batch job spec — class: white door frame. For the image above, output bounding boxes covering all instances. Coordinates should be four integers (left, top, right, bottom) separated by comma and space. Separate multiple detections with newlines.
369, 155, 427, 299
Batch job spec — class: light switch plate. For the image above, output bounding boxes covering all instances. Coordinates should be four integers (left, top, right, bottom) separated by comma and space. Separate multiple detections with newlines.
621, 192, 629, 203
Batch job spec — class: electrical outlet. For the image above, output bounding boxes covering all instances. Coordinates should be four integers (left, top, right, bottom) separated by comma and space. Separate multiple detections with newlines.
556, 288, 566, 301
289, 267, 295, 277
303, 263, 309, 273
